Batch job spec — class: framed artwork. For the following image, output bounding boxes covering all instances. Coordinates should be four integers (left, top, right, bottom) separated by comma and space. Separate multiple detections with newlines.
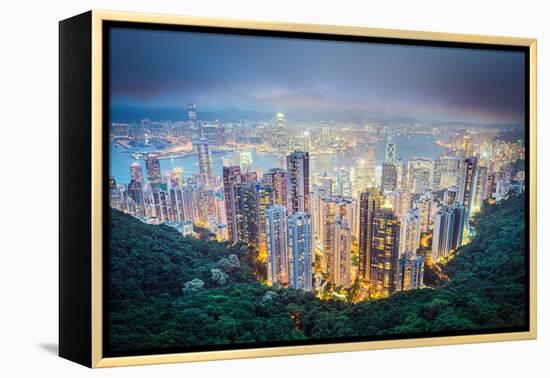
59, 10, 537, 368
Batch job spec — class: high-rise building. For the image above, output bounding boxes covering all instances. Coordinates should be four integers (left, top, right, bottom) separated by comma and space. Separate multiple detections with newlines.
473, 165, 488, 211
415, 192, 435, 233
169, 167, 184, 189
265, 205, 289, 287
263, 168, 288, 207
222, 166, 242, 242
386, 138, 396, 165
408, 158, 434, 194
257, 183, 273, 254
358, 190, 382, 280
145, 154, 162, 192
188, 103, 200, 143
335, 167, 352, 197
288, 212, 313, 292
275, 112, 286, 150
234, 181, 260, 247
399, 210, 421, 258
459, 156, 478, 223
365, 144, 377, 188
443, 186, 460, 205
398, 253, 425, 291
394, 189, 412, 220
382, 163, 397, 192
130, 161, 144, 188
330, 218, 352, 288
431, 203, 465, 260
197, 137, 215, 187
286, 151, 310, 214
370, 209, 401, 296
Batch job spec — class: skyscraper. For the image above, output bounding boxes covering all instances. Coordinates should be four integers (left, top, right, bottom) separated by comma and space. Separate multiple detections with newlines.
459, 156, 478, 223
365, 144, 377, 188
188, 103, 199, 142
263, 168, 288, 207
145, 154, 162, 192
275, 112, 286, 150
223, 165, 242, 243
382, 163, 397, 192
386, 138, 396, 165
443, 186, 460, 205
370, 209, 401, 296
130, 161, 144, 188
286, 151, 310, 214
399, 209, 421, 258
431, 203, 465, 260
197, 137, 215, 187
288, 212, 313, 292
265, 205, 289, 287
234, 181, 260, 247
358, 190, 381, 280
330, 218, 352, 288
257, 183, 273, 254
398, 253, 425, 291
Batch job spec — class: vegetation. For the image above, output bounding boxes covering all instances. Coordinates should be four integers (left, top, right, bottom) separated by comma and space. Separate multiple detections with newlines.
108, 194, 526, 353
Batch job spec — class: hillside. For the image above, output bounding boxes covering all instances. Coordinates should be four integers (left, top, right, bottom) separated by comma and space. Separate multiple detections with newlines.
108, 194, 527, 353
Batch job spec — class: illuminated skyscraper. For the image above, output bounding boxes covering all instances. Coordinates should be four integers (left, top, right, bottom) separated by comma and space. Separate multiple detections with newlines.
459, 156, 478, 220
365, 144, 376, 188
386, 138, 396, 165
188, 103, 199, 142
222, 166, 242, 243
130, 161, 144, 187
394, 189, 412, 220
286, 151, 310, 214
330, 218, 352, 288
234, 181, 260, 247
263, 168, 288, 207
275, 112, 286, 150
443, 185, 460, 205
169, 167, 184, 189
335, 167, 352, 197
257, 183, 273, 254
358, 190, 381, 280
382, 163, 397, 192
288, 212, 313, 292
145, 155, 162, 192
431, 203, 465, 260
265, 205, 289, 287
370, 209, 401, 296
197, 137, 215, 187
398, 253, 425, 291
399, 210, 421, 258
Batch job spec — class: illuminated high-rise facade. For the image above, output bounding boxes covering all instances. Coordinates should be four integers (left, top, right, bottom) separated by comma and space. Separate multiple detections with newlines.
222, 165, 242, 243
265, 205, 289, 287
286, 151, 310, 214
386, 138, 396, 165
188, 103, 199, 143
431, 203, 465, 260
263, 168, 288, 207
382, 163, 397, 192
197, 137, 215, 187
130, 161, 144, 187
145, 154, 162, 192
398, 253, 425, 291
358, 190, 381, 280
288, 212, 313, 292
330, 218, 352, 288
459, 156, 478, 223
399, 209, 421, 258
275, 112, 286, 150
370, 210, 401, 296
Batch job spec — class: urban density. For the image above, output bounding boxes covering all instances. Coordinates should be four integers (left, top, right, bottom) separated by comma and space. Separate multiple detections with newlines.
109, 105, 526, 302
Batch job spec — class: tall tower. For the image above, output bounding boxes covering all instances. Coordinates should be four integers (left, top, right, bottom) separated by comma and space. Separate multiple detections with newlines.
358, 190, 381, 280
386, 137, 396, 165
263, 168, 288, 207
382, 163, 397, 192
188, 103, 200, 143
222, 165, 241, 243
275, 112, 286, 151
286, 151, 310, 214
145, 154, 162, 192
431, 203, 465, 260
288, 212, 313, 292
459, 156, 478, 221
197, 137, 215, 187
399, 210, 421, 258
330, 218, 352, 288
257, 183, 273, 255
130, 161, 144, 188
265, 205, 289, 287
370, 209, 401, 296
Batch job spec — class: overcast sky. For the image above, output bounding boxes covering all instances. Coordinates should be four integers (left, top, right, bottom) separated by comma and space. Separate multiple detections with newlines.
109, 27, 525, 124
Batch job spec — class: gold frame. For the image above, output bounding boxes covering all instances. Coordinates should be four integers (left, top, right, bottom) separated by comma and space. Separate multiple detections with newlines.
90, 10, 537, 368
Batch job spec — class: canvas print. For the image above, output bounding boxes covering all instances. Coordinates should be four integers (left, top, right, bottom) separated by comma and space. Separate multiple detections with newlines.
106, 25, 528, 356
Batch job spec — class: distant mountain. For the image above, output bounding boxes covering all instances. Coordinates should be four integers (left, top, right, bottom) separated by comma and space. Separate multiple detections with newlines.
110, 105, 274, 123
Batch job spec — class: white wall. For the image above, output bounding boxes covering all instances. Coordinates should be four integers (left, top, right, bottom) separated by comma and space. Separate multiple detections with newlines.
1, 0, 547, 376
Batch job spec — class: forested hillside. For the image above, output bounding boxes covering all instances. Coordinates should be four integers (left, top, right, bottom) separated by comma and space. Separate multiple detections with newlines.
108, 194, 527, 353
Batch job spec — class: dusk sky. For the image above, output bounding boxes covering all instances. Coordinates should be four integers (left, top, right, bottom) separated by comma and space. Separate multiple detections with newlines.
110, 27, 525, 124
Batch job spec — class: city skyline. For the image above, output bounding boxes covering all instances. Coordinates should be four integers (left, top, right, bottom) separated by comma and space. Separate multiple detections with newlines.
110, 27, 525, 124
